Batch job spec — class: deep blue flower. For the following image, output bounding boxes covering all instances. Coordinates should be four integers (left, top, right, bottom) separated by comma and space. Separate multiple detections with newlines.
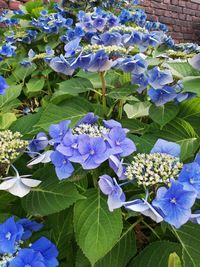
0, 217, 23, 254
0, 76, 8, 95
178, 162, 200, 198
64, 38, 81, 58
49, 120, 70, 144
105, 127, 136, 157
100, 32, 122, 46
131, 73, 148, 93
175, 92, 196, 103
29, 132, 48, 154
117, 55, 147, 74
76, 112, 99, 126
150, 139, 180, 157
148, 86, 177, 106
148, 67, 173, 89
87, 50, 113, 72
103, 119, 122, 129
152, 179, 196, 228
77, 135, 110, 169
56, 131, 82, 163
17, 219, 43, 240
31, 237, 59, 267
0, 43, 16, 57
9, 248, 45, 267
51, 151, 74, 180
49, 55, 75, 76
98, 175, 125, 211
93, 17, 106, 31
71, 53, 92, 70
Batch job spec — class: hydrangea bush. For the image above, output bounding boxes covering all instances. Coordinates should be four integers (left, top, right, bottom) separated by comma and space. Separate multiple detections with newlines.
0, 0, 200, 265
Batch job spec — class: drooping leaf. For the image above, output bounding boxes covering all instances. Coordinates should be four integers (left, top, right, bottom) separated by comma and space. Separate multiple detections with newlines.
34, 103, 89, 130
51, 78, 94, 104
0, 84, 22, 110
0, 113, 16, 129
172, 223, 200, 267
183, 76, 200, 95
74, 189, 123, 265
166, 62, 200, 79
95, 224, 136, 267
124, 102, 151, 119
128, 241, 182, 267
26, 78, 45, 93
22, 167, 84, 216
149, 103, 179, 127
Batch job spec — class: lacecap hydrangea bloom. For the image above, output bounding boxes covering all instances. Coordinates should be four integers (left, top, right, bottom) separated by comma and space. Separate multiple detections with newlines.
28, 113, 136, 180
99, 139, 200, 228
0, 216, 58, 267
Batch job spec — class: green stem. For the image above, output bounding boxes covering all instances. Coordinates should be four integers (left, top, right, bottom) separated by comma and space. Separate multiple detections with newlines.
99, 72, 107, 115
118, 100, 124, 120
142, 220, 161, 240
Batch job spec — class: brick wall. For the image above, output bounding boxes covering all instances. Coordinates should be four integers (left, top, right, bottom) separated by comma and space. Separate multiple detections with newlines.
0, 0, 200, 44
142, 0, 200, 43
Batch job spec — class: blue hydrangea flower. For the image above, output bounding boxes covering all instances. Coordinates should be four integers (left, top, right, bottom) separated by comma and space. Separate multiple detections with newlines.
64, 38, 81, 58
148, 67, 173, 89
150, 139, 180, 157
0, 76, 8, 95
17, 219, 43, 240
100, 32, 122, 46
31, 237, 59, 267
109, 155, 126, 180
98, 175, 125, 211
56, 131, 82, 163
77, 135, 110, 169
178, 162, 200, 198
105, 127, 136, 157
152, 179, 197, 228
29, 132, 48, 155
148, 86, 177, 106
131, 73, 148, 93
9, 248, 45, 267
87, 50, 113, 72
190, 210, 200, 224
117, 55, 147, 74
49, 55, 75, 76
0, 217, 23, 254
50, 151, 74, 180
49, 120, 70, 144
0, 43, 16, 57
76, 112, 99, 126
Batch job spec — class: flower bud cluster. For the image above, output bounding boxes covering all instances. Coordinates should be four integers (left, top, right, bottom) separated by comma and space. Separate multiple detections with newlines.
72, 123, 109, 137
84, 44, 127, 54
0, 130, 28, 164
125, 153, 183, 186
110, 25, 147, 33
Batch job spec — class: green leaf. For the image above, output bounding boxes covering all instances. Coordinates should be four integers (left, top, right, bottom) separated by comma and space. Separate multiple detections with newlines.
149, 103, 179, 127
129, 241, 182, 267
183, 76, 200, 95
108, 86, 138, 100
22, 167, 83, 216
95, 224, 136, 267
168, 253, 182, 267
120, 119, 147, 135
124, 102, 151, 119
45, 208, 74, 259
13, 64, 36, 82
0, 84, 22, 110
130, 134, 158, 153
172, 223, 200, 267
34, 103, 89, 130
150, 118, 197, 142
166, 62, 200, 79
26, 78, 45, 93
180, 138, 200, 161
0, 113, 16, 129
10, 112, 42, 137
74, 189, 123, 265
51, 78, 93, 103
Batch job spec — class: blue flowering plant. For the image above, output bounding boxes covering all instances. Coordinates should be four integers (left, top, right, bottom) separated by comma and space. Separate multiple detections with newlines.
0, 0, 200, 266
0, 216, 58, 267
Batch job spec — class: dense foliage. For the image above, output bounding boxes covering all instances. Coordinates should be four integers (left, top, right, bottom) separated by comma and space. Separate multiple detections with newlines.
1, 0, 200, 266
